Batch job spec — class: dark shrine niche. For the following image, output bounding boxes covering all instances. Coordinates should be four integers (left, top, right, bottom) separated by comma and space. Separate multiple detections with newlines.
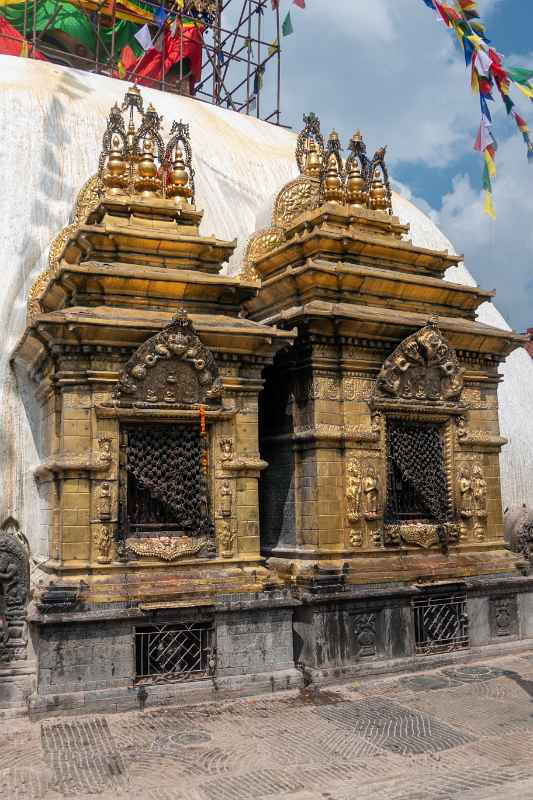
373, 318, 464, 405
0, 518, 30, 664
113, 308, 222, 408
385, 419, 449, 524
119, 423, 215, 562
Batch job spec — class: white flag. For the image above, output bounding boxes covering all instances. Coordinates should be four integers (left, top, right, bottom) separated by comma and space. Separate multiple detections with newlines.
135, 24, 153, 51
476, 48, 492, 78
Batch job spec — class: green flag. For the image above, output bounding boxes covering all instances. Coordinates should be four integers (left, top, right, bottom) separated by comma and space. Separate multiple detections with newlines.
282, 11, 293, 37
507, 67, 533, 86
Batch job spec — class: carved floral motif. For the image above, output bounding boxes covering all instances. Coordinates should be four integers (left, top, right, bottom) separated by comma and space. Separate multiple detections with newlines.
126, 536, 210, 561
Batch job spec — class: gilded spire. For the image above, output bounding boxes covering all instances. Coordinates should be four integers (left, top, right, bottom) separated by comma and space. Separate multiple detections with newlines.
322, 130, 344, 204
97, 87, 196, 205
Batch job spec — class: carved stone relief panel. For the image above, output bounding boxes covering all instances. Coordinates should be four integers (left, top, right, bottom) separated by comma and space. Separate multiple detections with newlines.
489, 595, 518, 638
456, 459, 487, 541
0, 519, 30, 664
352, 613, 377, 657
346, 457, 382, 549
218, 521, 235, 559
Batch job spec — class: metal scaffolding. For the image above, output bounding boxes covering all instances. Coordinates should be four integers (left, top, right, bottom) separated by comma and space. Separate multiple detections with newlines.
1, 0, 282, 124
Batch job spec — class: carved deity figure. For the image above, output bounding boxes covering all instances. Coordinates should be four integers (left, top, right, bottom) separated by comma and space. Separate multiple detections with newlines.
98, 437, 112, 465
220, 481, 232, 517
346, 459, 362, 522
458, 466, 474, 518
96, 525, 112, 563
472, 464, 487, 518
219, 438, 234, 463
98, 482, 112, 520
218, 521, 234, 558
363, 466, 379, 518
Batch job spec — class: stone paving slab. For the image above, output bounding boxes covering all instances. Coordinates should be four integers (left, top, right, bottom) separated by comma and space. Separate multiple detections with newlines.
2, 652, 533, 799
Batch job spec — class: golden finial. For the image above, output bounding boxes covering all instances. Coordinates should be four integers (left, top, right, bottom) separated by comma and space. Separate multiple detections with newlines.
322, 130, 344, 204
166, 145, 192, 201
368, 171, 388, 211
102, 135, 128, 195
134, 134, 162, 196
351, 130, 362, 143
346, 160, 366, 207
323, 152, 343, 204
303, 140, 322, 179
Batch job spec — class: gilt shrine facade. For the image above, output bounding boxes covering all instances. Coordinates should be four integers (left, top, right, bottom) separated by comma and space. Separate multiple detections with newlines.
2, 89, 533, 716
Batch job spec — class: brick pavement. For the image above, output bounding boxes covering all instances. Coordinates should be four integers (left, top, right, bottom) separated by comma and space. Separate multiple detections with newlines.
2, 653, 533, 799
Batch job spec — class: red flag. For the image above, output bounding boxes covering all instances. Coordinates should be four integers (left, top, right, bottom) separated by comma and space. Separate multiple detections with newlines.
271, 0, 279, 8
293, 0, 306, 7
0, 16, 47, 60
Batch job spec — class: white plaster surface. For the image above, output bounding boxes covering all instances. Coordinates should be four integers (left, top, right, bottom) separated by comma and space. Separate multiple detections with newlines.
1, 56, 531, 558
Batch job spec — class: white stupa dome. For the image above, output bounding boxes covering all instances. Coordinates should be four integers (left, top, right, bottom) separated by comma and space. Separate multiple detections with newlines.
1, 56, 531, 558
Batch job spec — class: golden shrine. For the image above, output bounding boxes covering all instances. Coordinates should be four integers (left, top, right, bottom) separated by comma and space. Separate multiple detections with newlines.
4, 89, 532, 715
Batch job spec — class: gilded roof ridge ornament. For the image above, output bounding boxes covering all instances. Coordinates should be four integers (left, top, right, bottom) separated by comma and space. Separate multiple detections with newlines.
295, 111, 325, 177
98, 86, 196, 204
242, 115, 397, 278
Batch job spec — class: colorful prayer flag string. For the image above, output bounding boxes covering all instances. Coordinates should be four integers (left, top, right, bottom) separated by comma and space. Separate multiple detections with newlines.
421, 0, 533, 217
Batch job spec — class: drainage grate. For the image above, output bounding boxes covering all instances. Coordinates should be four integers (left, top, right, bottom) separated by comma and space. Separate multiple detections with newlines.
135, 622, 214, 684
413, 592, 469, 655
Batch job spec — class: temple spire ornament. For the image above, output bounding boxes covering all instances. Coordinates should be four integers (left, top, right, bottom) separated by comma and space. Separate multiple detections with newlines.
97, 87, 196, 205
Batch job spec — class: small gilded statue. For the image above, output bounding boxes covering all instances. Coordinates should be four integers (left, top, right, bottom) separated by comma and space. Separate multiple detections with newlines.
346, 459, 362, 523
98, 482, 112, 520
218, 521, 234, 558
363, 465, 380, 519
220, 481, 232, 517
96, 525, 112, 564
219, 438, 234, 464
472, 463, 487, 518
458, 466, 474, 518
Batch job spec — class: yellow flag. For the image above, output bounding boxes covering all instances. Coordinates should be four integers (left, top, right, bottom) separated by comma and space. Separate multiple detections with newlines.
19, 40, 29, 57
467, 34, 484, 48
471, 68, 479, 95
516, 83, 533, 100
268, 38, 278, 56
484, 149, 496, 178
484, 191, 496, 219
118, 60, 126, 78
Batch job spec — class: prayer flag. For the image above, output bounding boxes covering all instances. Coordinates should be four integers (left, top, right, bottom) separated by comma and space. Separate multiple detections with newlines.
135, 24, 153, 51
282, 11, 293, 36
484, 190, 496, 219
154, 5, 166, 27
474, 117, 491, 152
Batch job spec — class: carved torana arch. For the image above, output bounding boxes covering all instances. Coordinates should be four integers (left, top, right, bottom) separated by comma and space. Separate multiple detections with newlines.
374, 318, 464, 405
113, 308, 222, 406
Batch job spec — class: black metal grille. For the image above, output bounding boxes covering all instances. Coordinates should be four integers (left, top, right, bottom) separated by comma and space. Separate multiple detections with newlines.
135, 622, 214, 684
385, 420, 449, 523
413, 593, 469, 656
120, 423, 212, 538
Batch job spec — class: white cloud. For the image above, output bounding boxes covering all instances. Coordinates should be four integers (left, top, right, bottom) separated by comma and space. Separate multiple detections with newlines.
434, 133, 533, 331
280, 0, 508, 167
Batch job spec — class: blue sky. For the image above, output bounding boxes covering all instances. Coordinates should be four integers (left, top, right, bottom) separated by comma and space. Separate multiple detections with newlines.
268, 0, 533, 332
